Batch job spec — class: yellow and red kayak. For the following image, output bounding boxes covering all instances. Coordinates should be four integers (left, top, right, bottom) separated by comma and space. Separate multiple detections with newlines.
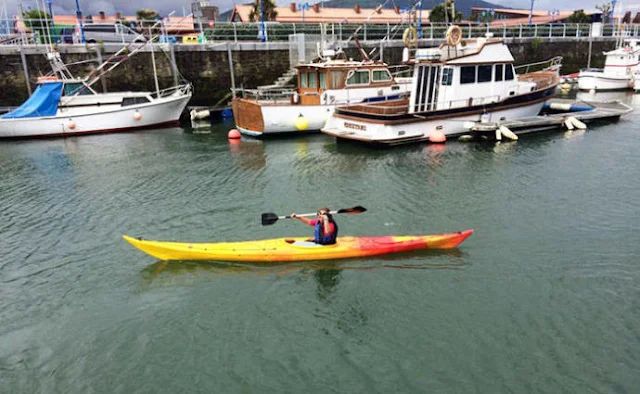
122, 230, 473, 262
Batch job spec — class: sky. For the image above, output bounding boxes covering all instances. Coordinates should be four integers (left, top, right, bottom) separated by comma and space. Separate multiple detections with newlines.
0, 0, 620, 19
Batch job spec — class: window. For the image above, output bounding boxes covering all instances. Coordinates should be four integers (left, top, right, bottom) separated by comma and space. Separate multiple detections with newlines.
505, 64, 514, 80
495, 64, 503, 81
121, 97, 150, 106
300, 72, 308, 88
441, 68, 453, 85
83, 24, 116, 33
372, 69, 392, 82
346, 70, 370, 85
319, 72, 326, 89
63, 83, 91, 96
330, 71, 345, 88
308, 71, 317, 88
477, 65, 492, 83
460, 66, 476, 84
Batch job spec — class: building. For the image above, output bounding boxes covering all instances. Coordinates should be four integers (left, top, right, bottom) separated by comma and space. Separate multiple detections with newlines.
470, 8, 603, 26
229, 3, 425, 24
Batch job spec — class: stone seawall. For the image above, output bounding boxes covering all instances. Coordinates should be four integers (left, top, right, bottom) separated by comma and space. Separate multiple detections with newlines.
0, 38, 617, 107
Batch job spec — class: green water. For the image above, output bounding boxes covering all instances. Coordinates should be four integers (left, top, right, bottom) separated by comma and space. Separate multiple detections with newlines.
1, 92, 639, 393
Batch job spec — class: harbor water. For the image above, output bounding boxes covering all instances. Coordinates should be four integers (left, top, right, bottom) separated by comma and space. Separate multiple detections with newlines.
1, 91, 639, 393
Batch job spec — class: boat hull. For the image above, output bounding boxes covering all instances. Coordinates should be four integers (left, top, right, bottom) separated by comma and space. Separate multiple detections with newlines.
123, 230, 474, 262
0, 93, 191, 138
577, 71, 632, 91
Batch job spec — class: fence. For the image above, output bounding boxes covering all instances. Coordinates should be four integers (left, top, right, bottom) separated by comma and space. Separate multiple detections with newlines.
3, 19, 640, 46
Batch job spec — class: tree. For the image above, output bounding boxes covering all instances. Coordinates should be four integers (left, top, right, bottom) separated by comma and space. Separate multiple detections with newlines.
428, 2, 462, 23
136, 8, 160, 33
248, 0, 278, 22
22, 10, 51, 43
566, 10, 591, 24
595, 2, 612, 23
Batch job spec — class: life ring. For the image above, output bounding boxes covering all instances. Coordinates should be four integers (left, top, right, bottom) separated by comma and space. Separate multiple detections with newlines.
446, 25, 462, 47
402, 27, 418, 48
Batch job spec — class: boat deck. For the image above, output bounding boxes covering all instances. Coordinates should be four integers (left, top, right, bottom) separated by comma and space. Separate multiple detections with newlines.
471, 99, 633, 136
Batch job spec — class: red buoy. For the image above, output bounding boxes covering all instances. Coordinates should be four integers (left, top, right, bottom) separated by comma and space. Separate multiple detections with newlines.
228, 129, 241, 139
429, 131, 446, 143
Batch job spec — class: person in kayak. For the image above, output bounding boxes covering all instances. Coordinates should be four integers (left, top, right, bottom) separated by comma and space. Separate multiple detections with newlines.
291, 207, 338, 245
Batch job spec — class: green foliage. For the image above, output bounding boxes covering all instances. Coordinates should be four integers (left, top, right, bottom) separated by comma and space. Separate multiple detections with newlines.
566, 10, 591, 24
595, 2, 612, 23
531, 37, 541, 50
136, 9, 160, 21
248, 0, 278, 22
428, 3, 462, 23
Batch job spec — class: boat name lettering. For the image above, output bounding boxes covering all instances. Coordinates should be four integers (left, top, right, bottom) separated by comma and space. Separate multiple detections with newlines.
344, 122, 366, 131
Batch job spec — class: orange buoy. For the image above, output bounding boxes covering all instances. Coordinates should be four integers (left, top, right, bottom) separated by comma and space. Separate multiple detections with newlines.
133, 112, 142, 121
66, 121, 76, 130
429, 131, 446, 143
227, 129, 241, 139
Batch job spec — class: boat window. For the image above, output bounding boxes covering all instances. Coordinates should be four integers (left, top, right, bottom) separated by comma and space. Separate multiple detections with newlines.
460, 66, 476, 84
300, 72, 308, 88
505, 64, 514, 80
372, 69, 392, 82
477, 65, 492, 83
83, 24, 116, 33
319, 72, 326, 89
62, 83, 91, 96
330, 71, 345, 88
121, 97, 150, 106
308, 71, 317, 88
346, 70, 370, 85
495, 64, 504, 81
441, 67, 453, 85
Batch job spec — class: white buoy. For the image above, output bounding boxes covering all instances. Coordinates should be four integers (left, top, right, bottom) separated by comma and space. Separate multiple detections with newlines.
190, 109, 210, 120
568, 116, 587, 130
499, 125, 518, 141
550, 102, 572, 111
564, 118, 575, 130
495, 128, 502, 141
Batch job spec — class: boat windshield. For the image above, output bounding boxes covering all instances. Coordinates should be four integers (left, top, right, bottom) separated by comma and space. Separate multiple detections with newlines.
63, 83, 93, 96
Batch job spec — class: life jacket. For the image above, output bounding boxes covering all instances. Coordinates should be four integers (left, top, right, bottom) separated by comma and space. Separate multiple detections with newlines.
314, 215, 338, 245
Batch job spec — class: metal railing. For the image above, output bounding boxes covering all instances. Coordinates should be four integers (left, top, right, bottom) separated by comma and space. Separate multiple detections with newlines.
4, 19, 640, 46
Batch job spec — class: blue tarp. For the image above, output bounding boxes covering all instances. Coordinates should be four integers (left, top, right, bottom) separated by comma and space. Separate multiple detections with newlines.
2, 82, 63, 119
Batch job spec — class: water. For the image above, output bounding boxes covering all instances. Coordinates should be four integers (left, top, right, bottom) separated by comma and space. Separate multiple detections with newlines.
1, 92, 639, 393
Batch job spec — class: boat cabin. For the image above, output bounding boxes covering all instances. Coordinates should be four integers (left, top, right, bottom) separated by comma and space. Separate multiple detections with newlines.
602, 39, 640, 77
295, 60, 407, 105
407, 37, 527, 114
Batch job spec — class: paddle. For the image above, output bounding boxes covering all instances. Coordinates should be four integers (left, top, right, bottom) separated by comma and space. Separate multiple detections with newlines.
261, 206, 367, 226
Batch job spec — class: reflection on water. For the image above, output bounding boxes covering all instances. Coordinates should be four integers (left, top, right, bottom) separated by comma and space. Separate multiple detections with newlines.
576, 89, 633, 103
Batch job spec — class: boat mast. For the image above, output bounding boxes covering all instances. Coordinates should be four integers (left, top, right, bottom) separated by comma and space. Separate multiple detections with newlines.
149, 26, 160, 97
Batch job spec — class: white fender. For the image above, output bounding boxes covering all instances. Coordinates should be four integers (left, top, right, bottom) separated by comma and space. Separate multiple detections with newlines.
499, 125, 518, 141
495, 128, 502, 141
564, 118, 574, 130
569, 116, 587, 130
550, 102, 572, 111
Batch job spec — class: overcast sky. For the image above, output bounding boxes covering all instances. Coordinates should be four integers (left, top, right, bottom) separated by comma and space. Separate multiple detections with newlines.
0, 0, 624, 18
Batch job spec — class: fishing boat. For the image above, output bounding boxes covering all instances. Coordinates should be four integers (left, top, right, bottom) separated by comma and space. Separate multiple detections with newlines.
321, 28, 561, 146
0, 26, 192, 138
123, 230, 473, 262
231, 48, 412, 137
577, 39, 640, 91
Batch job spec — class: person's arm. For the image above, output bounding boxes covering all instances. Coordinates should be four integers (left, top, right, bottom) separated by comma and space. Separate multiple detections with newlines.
291, 213, 313, 225
320, 215, 333, 234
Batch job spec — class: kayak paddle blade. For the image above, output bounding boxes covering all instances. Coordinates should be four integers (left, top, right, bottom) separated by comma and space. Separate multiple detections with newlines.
336, 206, 367, 214
261, 212, 279, 226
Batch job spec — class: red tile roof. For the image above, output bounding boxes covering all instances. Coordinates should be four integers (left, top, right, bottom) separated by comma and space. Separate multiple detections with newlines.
229, 4, 424, 23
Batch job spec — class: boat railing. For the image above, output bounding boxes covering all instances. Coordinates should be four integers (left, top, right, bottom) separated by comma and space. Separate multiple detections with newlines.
151, 83, 192, 99
234, 87, 296, 102
515, 56, 563, 75
388, 65, 413, 79
341, 94, 503, 116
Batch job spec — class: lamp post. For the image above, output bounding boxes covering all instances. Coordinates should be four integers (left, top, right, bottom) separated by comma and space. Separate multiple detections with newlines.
260, 0, 266, 42
74, 0, 84, 43
611, 0, 617, 26
529, 0, 534, 26
417, 1, 423, 39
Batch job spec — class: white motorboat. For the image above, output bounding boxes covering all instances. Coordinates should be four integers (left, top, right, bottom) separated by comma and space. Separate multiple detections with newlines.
0, 31, 191, 138
231, 51, 412, 137
577, 39, 640, 91
321, 28, 561, 146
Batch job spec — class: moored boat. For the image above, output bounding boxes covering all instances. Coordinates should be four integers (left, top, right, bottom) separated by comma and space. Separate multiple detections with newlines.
123, 230, 474, 262
0, 26, 192, 139
577, 39, 640, 91
231, 52, 412, 137
321, 28, 561, 146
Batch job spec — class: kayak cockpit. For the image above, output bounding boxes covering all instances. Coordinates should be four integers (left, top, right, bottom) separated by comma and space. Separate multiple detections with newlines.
284, 239, 337, 248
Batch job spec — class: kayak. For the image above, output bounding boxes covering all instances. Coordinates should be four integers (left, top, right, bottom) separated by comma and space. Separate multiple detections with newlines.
122, 230, 473, 262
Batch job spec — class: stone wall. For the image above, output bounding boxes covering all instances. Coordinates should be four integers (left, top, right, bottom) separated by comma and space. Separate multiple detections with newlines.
0, 39, 618, 108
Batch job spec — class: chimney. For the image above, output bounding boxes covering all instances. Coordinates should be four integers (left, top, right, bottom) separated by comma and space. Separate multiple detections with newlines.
375, 5, 382, 14
115, 12, 122, 19
313, 3, 320, 13
99, 11, 105, 20
290, 2, 296, 12
394, 6, 400, 14
354, 4, 361, 14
